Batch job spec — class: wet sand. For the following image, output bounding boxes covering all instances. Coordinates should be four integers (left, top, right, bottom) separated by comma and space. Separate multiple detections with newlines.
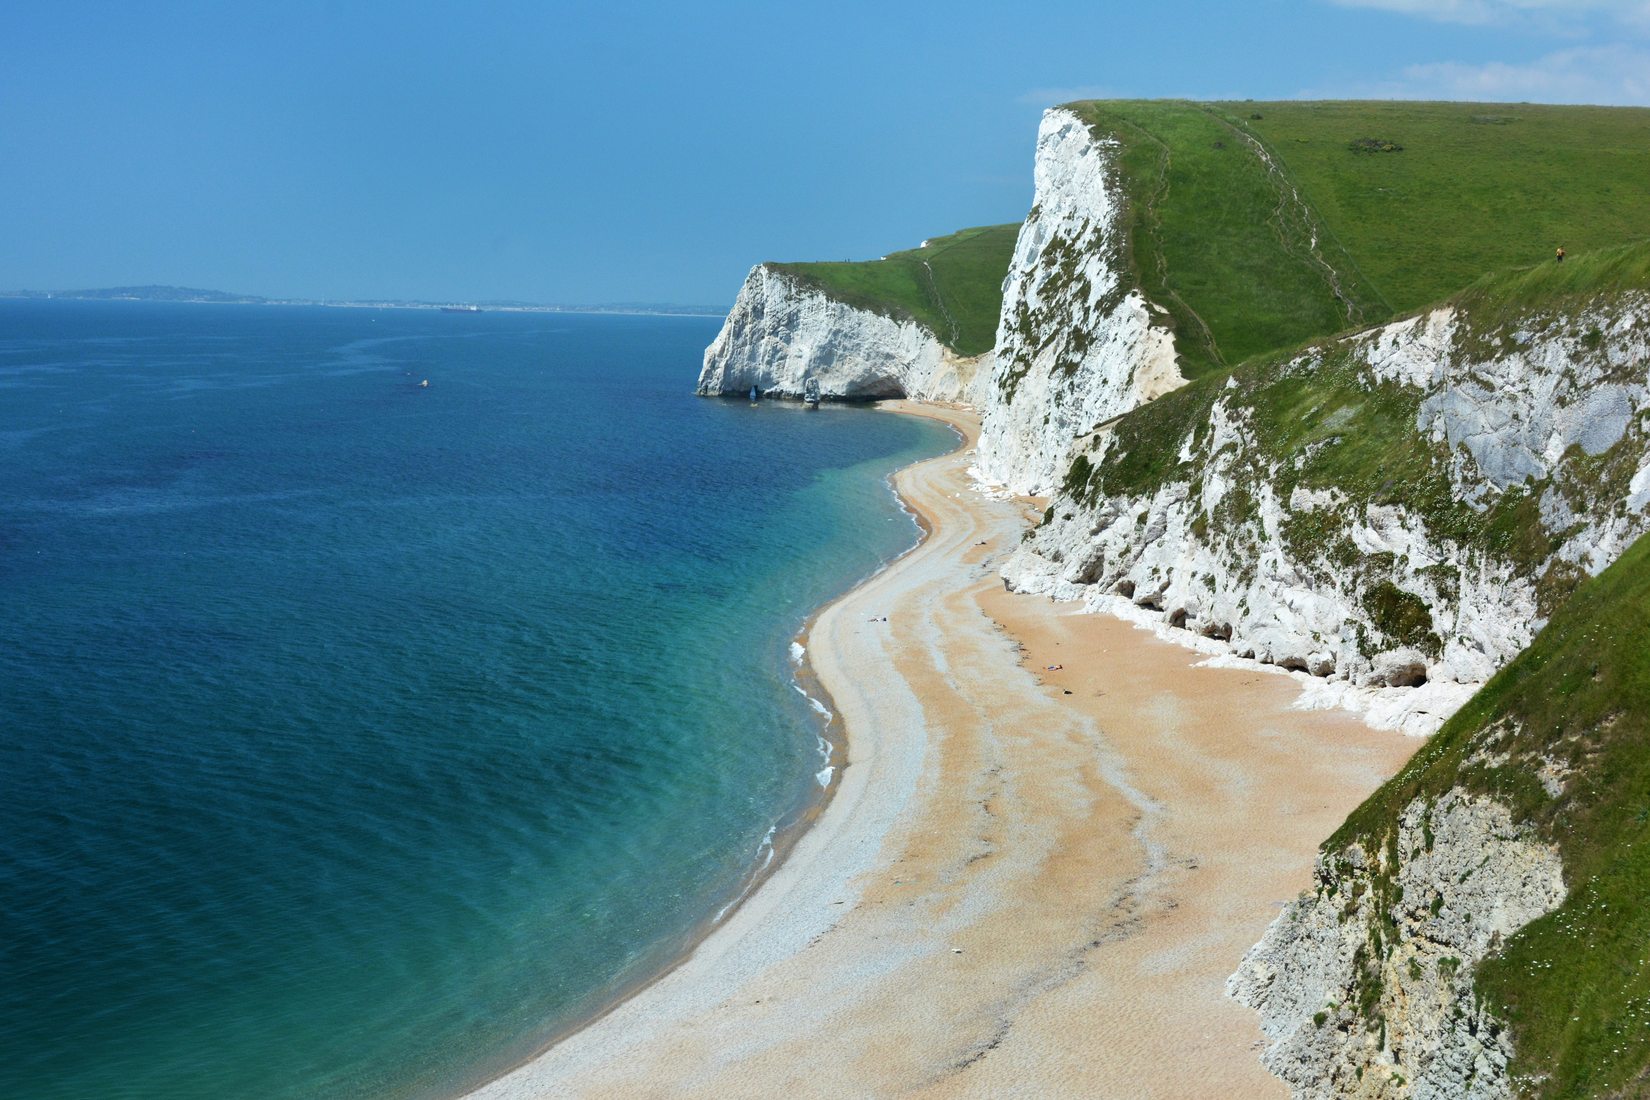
470, 402, 1417, 1099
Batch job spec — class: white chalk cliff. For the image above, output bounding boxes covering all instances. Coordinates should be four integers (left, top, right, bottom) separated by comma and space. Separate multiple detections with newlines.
1002, 296, 1650, 734
696, 265, 992, 404
696, 105, 1184, 469
972, 108, 1182, 495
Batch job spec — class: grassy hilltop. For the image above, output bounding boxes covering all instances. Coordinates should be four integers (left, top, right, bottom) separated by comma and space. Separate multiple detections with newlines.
770, 224, 1019, 358
759, 102, 1650, 376
1067, 99, 1650, 377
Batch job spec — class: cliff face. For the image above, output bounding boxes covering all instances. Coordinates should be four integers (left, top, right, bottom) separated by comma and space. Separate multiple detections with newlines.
695, 106, 1185, 462
1001, 294, 1650, 733
704, 97, 1650, 1094
973, 108, 1182, 495
1230, 790, 1565, 1098
695, 265, 993, 404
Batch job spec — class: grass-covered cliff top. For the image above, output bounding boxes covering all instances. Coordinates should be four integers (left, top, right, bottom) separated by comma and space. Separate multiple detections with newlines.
1067, 98, 1650, 378
1329, 528, 1650, 1098
1451, 233, 1650, 320
768, 223, 1017, 358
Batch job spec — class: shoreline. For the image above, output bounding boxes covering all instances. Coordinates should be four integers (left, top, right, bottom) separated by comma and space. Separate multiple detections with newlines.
467, 399, 1420, 1098
676, 410, 963, 939
452, 403, 963, 1095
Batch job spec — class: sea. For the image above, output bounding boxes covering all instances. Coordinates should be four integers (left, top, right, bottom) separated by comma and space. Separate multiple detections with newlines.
0, 301, 953, 1099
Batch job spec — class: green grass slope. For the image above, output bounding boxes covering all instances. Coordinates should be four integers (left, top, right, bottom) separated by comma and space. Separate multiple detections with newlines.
1329, 526, 1650, 1098
1066, 99, 1650, 379
1225, 101, 1650, 315
1069, 100, 1387, 377
769, 224, 1018, 358
1451, 232, 1650, 324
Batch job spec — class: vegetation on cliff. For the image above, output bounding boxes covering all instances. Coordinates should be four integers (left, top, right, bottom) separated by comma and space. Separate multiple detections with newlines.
1055, 239, 1650, 1093
1019, 104, 1650, 1093
1058, 241, 1650, 643
754, 101, 1650, 383
1065, 99, 1650, 379
770, 223, 1018, 357
1329, 526, 1650, 1097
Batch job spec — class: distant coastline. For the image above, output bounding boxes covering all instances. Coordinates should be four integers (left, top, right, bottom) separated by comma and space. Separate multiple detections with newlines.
0, 285, 727, 317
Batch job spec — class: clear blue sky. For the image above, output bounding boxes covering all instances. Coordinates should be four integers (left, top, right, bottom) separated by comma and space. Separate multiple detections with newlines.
4, 0, 1646, 305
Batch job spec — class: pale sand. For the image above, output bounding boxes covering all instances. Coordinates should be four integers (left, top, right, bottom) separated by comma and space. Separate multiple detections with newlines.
470, 402, 1417, 1099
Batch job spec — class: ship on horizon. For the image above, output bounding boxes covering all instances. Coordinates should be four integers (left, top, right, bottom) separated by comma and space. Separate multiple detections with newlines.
440, 304, 482, 313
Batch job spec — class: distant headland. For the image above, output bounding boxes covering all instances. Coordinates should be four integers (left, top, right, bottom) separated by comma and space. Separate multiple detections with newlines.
0, 284, 727, 316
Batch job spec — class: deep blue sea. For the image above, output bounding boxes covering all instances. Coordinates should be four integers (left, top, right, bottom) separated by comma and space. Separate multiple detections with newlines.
0, 301, 951, 1099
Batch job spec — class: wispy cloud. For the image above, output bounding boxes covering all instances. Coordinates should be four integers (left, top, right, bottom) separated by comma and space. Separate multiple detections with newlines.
1403, 45, 1650, 101
1317, 43, 1650, 103
1315, 0, 1650, 103
1326, 0, 1650, 28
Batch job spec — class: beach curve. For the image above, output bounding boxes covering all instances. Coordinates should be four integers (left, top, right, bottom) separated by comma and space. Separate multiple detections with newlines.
466, 400, 1418, 1099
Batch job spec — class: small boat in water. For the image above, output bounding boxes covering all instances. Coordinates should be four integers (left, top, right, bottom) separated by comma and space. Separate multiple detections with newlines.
418, 379, 430, 388
803, 378, 820, 407
749, 385, 759, 405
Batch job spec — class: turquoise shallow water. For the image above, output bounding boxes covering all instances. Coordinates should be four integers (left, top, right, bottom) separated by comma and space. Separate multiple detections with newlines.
0, 301, 951, 1099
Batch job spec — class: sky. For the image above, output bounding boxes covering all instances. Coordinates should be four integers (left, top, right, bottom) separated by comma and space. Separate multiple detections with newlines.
4, 0, 1647, 306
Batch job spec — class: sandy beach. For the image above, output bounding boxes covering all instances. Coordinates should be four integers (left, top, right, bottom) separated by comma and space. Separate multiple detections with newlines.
470, 402, 1418, 1099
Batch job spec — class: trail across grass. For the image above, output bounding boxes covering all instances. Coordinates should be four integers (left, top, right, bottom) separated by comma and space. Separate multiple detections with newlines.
1066, 99, 1650, 377
1068, 101, 1385, 377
